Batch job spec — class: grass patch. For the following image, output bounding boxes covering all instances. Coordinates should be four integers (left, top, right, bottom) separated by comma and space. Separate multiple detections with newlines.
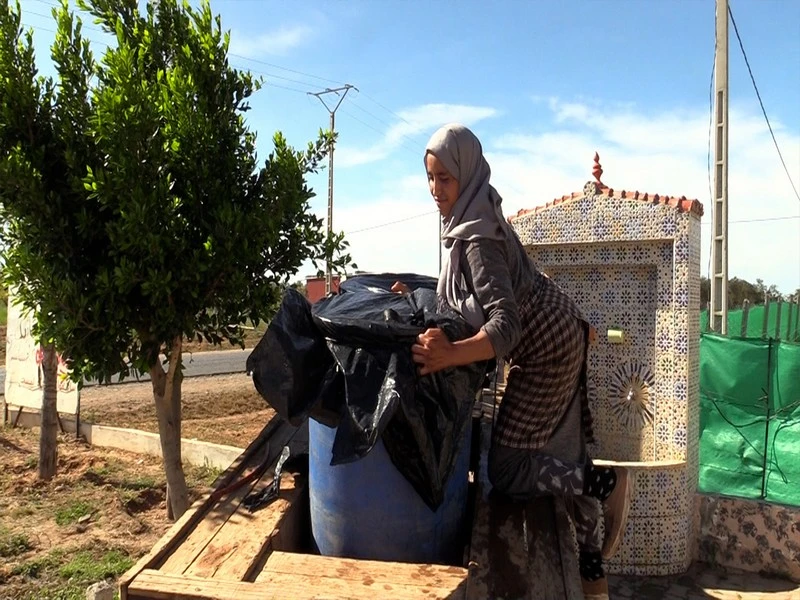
24, 455, 38, 470
85, 457, 125, 480
58, 548, 133, 581
54, 500, 94, 526
187, 462, 223, 487
0, 526, 32, 558
127, 474, 157, 489
11, 549, 63, 578
10, 504, 36, 518
13, 547, 129, 600
21, 582, 87, 600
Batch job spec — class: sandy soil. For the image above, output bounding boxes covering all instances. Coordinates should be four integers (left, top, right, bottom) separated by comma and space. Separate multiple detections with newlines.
0, 427, 219, 600
79, 372, 274, 449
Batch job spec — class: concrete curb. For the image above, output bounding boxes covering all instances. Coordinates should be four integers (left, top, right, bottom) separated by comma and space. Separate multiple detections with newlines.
9, 410, 244, 471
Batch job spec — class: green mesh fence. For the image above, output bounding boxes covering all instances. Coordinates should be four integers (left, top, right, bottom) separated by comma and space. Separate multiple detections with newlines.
701, 301, 800, 339
699, 333, 800, 505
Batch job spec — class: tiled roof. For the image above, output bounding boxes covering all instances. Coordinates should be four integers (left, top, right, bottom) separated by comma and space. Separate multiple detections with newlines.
508, 154, 705, 222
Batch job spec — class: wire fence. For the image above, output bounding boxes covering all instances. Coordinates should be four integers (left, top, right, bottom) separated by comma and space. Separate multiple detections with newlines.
701, 300, 800, 340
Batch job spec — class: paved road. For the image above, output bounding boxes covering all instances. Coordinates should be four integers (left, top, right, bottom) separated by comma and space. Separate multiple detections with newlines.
0, 348, 252, 395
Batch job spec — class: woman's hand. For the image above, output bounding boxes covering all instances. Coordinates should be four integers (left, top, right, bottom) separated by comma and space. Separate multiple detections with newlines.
412, 328, 454, 375
413, 329, 497, 376
391, 281, 411, 294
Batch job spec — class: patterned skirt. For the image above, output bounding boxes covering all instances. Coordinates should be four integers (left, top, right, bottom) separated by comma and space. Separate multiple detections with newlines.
493, 275, 595, 450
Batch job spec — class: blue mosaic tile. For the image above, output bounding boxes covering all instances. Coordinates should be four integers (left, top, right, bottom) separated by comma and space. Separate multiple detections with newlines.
674, 380, 688, 404
657, 331, 672, 352
675, 331, 688, 356
673, 426, 688, 448
578, 196, 592, 217
675, 237, 689, 261
587, 268, 604, 284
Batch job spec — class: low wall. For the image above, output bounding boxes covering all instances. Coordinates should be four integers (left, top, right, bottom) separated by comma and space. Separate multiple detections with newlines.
694, 493, 800, 583
8, 409, 243, 471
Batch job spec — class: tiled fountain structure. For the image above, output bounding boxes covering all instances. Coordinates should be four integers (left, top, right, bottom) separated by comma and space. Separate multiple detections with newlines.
509, 155, 703, 576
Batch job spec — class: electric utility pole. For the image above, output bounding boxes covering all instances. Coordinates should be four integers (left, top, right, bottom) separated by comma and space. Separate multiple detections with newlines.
309, 84, 356, 294
710, 0, 729, 334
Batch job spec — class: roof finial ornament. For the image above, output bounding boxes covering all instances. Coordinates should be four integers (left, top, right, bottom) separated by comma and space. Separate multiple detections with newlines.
592, 152, 603, 184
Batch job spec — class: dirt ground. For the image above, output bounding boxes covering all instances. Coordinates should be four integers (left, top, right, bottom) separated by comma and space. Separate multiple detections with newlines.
0, 426, 221, 600
1, 355, 273, 599
79, 372, 274, 449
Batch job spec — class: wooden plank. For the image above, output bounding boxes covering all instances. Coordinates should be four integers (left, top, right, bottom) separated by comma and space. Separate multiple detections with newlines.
159, 422, 299, 575
119, 414, 292, 600
129, 568, 467, 600
184, 473, 305, 580
260, 551, 468, 589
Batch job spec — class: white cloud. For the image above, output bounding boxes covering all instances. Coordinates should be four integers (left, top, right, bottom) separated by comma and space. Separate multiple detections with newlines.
336, 103, 499, 168
229, 25, 313, 57
331, 97, 800, 294
497, 98, 800, 293
323, 176, 440, 277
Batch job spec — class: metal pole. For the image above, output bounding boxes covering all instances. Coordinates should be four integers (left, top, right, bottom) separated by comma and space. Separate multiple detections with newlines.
741, 298, 750, 337
710, 0, 729, 334
327, 110, 335, 294
309, 84, 356, 295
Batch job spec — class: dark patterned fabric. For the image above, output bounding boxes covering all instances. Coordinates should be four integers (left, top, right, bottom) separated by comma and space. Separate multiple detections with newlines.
494, 275, 595, 450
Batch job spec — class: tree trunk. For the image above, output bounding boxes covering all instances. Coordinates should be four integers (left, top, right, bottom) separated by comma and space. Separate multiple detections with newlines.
39, 343, 59, 480
149, 335, 189, 520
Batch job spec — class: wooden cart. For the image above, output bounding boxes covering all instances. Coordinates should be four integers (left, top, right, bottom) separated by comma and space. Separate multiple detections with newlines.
119, 394, 582, 600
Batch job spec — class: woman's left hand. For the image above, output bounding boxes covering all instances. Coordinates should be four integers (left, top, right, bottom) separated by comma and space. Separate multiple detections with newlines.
412, 328, 454, 375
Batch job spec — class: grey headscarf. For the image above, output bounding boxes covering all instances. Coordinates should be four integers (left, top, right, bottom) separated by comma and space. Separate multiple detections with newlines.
427, 123, 516, 329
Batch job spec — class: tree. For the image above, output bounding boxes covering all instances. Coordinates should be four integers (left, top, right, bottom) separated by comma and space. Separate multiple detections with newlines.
700, 276, 710, 307
288, 279, 308, 298
0, 0, 94, 480
0, 0, 351, 518
701, 275, 785, 309
727, 277, 760, 308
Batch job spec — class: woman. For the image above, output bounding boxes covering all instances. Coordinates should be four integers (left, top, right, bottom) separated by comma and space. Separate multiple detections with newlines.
395, 123, 631, 599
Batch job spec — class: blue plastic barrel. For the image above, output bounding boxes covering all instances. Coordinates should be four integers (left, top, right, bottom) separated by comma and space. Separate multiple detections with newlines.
308, 418, 472, 565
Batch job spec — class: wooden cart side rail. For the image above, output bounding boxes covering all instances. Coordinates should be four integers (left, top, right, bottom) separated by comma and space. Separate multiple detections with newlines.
260, 551, 468, 588
128, 567, 468, 600
118, 414, 292, 600
161, 463, 304, 578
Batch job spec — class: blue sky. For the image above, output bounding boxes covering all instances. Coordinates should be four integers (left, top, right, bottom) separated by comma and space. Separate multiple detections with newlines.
18, 0, 800, 294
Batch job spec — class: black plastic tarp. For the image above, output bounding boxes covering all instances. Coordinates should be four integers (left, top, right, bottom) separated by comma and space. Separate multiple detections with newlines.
246, 273, 487, 510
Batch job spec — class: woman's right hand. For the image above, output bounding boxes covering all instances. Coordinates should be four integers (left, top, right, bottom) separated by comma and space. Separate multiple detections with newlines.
391, 281, 411, 294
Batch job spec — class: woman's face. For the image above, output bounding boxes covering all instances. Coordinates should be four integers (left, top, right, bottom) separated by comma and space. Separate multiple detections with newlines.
426, 152, 459, 217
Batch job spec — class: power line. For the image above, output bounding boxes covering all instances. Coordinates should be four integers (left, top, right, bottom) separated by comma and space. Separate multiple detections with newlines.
728, 3, 800, 203
359, 91, 415, 128
349, 96, 429, 148
25, 7, 111, 37
346, 210, 439, 235
259, 81, 312, 95
338, 109, 421, 158
700, 215, 800, 225
228, 53, 344, 87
